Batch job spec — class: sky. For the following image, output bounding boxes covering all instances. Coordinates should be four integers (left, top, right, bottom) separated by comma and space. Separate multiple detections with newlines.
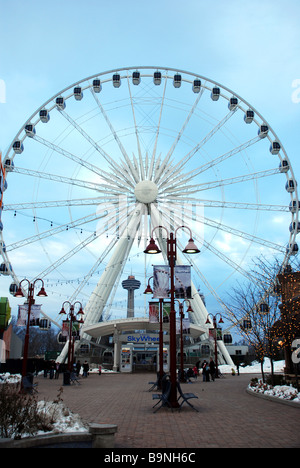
0, 0, 300, 336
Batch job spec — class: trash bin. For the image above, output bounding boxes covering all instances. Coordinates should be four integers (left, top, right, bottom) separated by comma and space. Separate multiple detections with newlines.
63, 371, 70, 385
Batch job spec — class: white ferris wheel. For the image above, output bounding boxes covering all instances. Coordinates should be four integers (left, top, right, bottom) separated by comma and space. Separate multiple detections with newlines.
0, 66, 299, 360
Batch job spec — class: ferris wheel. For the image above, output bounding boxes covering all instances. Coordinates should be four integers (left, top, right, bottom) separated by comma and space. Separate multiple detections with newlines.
0, 66, 299, 351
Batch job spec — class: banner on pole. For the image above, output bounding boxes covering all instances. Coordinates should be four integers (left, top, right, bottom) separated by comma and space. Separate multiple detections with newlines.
176, 317, 191, 334
149, 302, 159, 323
209, 328, 222, 341
153, 266, 170, 299
174, 265, 191, 299
163, 302, 171, 323
16, 304, 42, 327
62, 320, 70, 337
152, 265, 191, 299
149, 301, 171, 323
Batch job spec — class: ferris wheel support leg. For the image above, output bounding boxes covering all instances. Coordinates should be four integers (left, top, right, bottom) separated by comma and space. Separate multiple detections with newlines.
150, 205, 234, 367
57, 206, 142, 364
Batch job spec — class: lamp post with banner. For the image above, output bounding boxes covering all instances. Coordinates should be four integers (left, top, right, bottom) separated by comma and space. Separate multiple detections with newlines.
59, 301, 84, 372
206, 313, 224, 378
144, 225, 200, 408
144, 277, 165, 388
176, 299, 193, 382
15, 279, 48, 389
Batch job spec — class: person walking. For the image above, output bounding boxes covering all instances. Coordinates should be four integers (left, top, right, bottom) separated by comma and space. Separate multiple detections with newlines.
201, 361, 208, 382
55, 362, 60, 380
82, 360, 89, 378
76, 360, 81, 377
209, 358, 216, 381
205, 361, 210, 382
49, 361, 55, 379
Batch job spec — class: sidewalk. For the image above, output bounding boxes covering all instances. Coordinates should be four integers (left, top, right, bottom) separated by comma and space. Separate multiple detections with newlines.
35, 372, 300, 448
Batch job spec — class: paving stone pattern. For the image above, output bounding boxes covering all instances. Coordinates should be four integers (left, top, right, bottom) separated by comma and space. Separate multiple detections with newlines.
35, 373, 300, 448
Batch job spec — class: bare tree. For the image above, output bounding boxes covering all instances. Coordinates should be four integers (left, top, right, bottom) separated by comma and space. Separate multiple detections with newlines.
12, 317, 61, 357
224, 255, 282, 382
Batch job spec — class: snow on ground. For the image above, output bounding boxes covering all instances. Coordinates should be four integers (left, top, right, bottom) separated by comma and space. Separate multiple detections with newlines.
248, 380, 300, 403
36, 400, 89, 435
218, 358, 300, 404
0, 372, 21, 384
218, 358, 285, 375
0, 372, 89, 437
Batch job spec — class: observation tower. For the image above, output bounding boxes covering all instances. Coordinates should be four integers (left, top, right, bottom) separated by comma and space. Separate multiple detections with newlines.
122, 275, 141, 318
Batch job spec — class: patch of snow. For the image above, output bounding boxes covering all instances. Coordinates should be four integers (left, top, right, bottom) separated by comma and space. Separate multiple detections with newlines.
248, 380, 300, 403
36, 401, 89, 435
0, 373, 88, 438
219, 358, 285, 374
0, 372, 22, 384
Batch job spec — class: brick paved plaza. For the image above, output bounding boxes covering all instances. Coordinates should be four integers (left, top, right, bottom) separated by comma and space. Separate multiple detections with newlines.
35, 372, 300, 448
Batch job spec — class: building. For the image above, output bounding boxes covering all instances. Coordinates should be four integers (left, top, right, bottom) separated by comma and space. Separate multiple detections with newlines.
83, 317, 206, 372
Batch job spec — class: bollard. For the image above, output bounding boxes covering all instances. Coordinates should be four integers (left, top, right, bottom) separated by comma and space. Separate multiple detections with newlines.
89, 423, 118, 448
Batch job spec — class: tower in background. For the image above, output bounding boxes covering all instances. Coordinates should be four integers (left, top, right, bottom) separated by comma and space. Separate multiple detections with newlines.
122, 275, 141, 318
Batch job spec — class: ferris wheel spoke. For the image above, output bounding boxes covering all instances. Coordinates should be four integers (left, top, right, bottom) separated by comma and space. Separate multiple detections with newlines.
37, 209, 125, 294
157, 196, 289, 213
35, 231, 101, 280
91, 84, 140, 185
31, 134, 115, 184
202, 215, 286, 253
68, 236, 120, 304
159, 134, 261, 191
150, 204, 231, 325
82, 205, 143, 327
6, 211, 108, 252
167, 201, 285, 253
158, 108, 238, 188
162, 167, 281, 195
3, 196, 111, 211
149, 75, 168, 180
12, 166, 128, 196
127, 75, 145, 181
154, 89, 204, 184
200, 239, 258, 283
180, 247, 233, 316
192, 136, 261, 177
51, 240, 120, 326
90, 87, 134, 174
56, 107, 129, 180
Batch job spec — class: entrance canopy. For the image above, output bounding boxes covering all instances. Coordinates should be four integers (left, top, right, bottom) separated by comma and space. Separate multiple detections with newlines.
82, 317, 206, 342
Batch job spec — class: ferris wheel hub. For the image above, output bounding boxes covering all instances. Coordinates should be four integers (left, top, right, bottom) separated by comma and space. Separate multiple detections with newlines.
134, 180, 158, 204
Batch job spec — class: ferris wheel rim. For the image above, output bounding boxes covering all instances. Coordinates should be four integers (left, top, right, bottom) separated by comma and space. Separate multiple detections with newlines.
1, 65, 299, 328
4, 66, 298, 230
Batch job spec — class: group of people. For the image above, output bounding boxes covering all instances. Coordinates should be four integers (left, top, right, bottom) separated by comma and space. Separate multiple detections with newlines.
43, 360, 91, 379
192, 358, 217, 382
73, 360, 90, 378
43, 360, 61, 379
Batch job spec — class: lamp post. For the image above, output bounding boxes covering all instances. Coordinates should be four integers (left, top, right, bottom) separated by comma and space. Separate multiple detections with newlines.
144, 277, 165, 388
176, 299, 193, 382
59, 301, 84, 372
144, 225, 200, 407
206, 313, 224, 378
15, 279, 48, 389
